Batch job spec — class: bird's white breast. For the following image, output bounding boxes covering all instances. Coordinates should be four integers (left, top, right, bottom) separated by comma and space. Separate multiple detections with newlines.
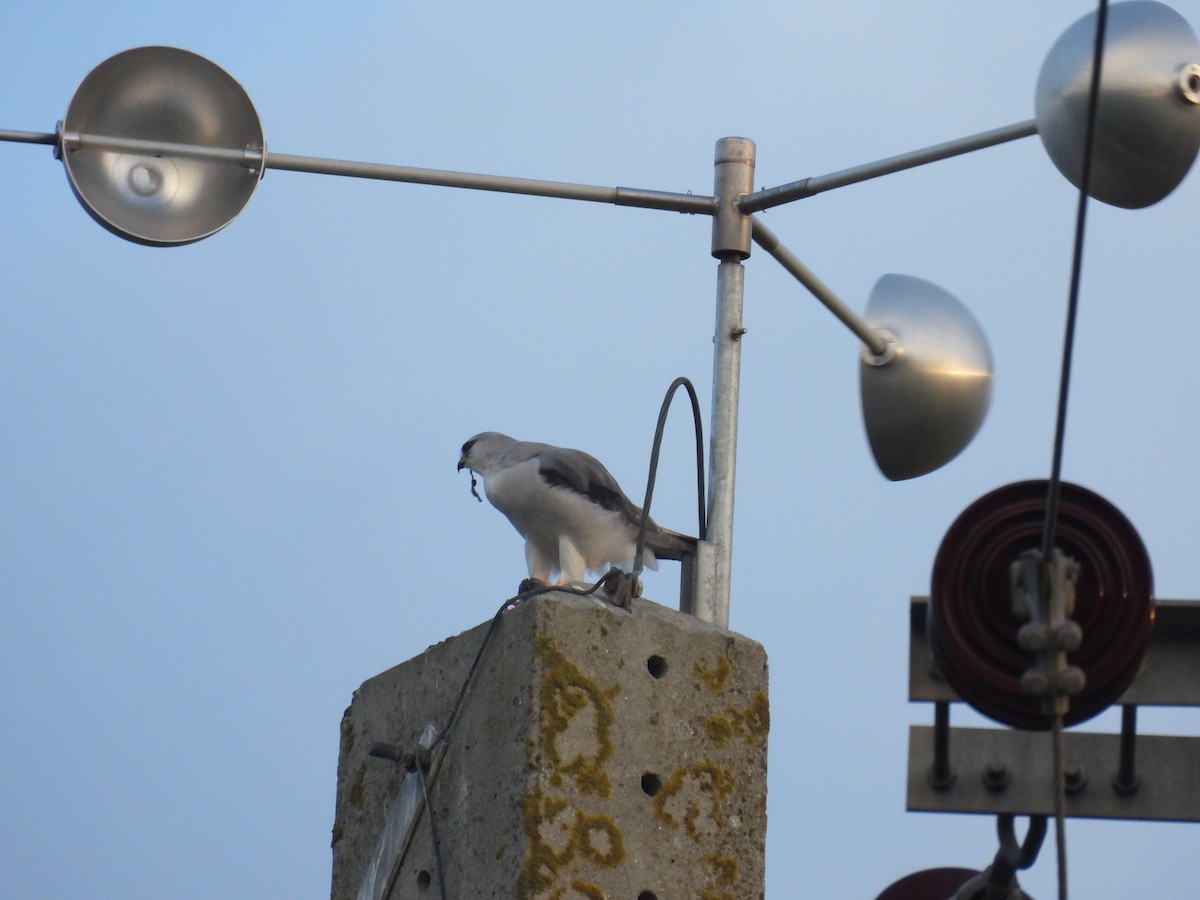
483, 458, 641, 569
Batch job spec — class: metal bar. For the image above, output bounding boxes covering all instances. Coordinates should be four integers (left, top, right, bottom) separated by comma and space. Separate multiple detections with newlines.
266, 151, 716, 214
750, 217, 889, 356
10, 127, 718, 215
58, 130, 260, 165
738, 119, 1039, 213
908, 725, 1200, 822
0, 128, 57, 145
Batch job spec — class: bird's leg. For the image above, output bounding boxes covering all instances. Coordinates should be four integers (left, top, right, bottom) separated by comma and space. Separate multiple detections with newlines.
524, 542, 553, 583
556, 537, 588, 587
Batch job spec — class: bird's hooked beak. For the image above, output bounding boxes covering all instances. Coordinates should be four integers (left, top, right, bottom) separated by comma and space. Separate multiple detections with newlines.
458, 457, 483, 502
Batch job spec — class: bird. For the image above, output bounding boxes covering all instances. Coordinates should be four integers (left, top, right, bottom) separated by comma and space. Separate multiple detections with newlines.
457, 432, 695, 586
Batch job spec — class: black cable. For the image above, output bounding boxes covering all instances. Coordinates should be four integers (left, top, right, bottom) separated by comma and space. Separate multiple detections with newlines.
436, 577, 610, 751
435, 594, 518, 749
1040, 5, 1111, 899
415, 580, 610, 898
415, 760, 449, 900
1042, 0, 1109, 560
633, 376, 707, 580
366, 573, 616, 900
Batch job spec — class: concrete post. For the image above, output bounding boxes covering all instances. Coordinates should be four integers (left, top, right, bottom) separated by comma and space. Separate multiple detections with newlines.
330, 592, 768, 900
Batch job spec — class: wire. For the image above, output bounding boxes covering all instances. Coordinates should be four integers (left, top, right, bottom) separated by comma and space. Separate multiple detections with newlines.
437, 579, 608, 748
1040, 4, 1110, 898
632, 376, 707, 581
1052, 714, 1069, 900
1042, 0, 1109, 560
414, 579, 610, 899
415, 760, 449, 900
435, 594, 518, 748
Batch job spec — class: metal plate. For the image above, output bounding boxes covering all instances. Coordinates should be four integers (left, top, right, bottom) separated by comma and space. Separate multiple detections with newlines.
908, 724, 1200, 823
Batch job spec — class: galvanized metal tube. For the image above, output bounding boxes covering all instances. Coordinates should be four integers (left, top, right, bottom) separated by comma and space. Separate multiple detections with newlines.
699, 138, 755, 630
0, 128, 57, 145
704, 258, 745, 630
737, 119, 1039, 213
267, 151, 716, 214
750, 216, 889, 356
711, 138, 755, 259
6, 127, 718, 215
59, 130, 258, 165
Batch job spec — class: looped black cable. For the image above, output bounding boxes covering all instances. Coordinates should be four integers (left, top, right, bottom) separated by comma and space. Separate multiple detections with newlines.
954, 815, 1047, 899
632, 376, 707, 582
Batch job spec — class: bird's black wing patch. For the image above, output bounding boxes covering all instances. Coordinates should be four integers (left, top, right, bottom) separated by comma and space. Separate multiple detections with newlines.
538, 448, 639, 520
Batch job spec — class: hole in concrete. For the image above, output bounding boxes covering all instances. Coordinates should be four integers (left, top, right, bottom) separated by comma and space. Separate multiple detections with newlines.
637, 893, 658, 900
416, 870, 431, 891
646, 655, 668, 678
641, 772, 662, 796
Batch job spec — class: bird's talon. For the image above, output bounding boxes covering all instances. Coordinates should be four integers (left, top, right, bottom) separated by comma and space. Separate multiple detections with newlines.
518, 577, 549, 596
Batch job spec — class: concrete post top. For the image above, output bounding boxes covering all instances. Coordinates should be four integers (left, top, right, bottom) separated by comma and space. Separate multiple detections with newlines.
331, 591, 768, 900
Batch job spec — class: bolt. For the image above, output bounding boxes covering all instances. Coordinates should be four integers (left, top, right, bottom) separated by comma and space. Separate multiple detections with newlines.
1178, 64, 1200, 105
982, 759, 1010, 793
1064, 762, 1087, 795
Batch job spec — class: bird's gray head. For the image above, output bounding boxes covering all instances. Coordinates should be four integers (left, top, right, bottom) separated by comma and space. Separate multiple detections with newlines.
458, 432, 517, 502
457, 431, 514, 474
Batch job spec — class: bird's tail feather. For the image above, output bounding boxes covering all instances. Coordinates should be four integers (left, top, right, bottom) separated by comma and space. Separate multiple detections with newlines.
644, 528, 698, 562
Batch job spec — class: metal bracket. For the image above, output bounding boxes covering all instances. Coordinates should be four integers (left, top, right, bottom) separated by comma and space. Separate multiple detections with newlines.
907, 596, 1200, 823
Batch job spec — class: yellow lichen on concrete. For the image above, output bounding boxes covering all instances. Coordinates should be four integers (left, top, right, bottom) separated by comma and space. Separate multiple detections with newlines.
652, 760, 737, 841
347, 761, 367, 808
547, 880, 606, 900
518, 636, 628, 898
517, 783, 628, 896
534, 635, 619, 797
704, 690, 770, 749
694, 653, 732, 692
339, 715, 355, 758
703, 715, 735, 746
706, 853, 738, 885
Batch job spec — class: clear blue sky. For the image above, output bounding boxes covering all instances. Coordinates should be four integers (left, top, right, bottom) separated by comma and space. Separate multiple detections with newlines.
3, 2, 1199, 897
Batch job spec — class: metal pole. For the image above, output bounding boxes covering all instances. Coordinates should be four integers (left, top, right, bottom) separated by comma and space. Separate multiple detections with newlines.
20, 128, 719, 216
700, 137, 755, 629
750, 217, 889, 356
737, 119, 1038, 213
267, 150, 717, 213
